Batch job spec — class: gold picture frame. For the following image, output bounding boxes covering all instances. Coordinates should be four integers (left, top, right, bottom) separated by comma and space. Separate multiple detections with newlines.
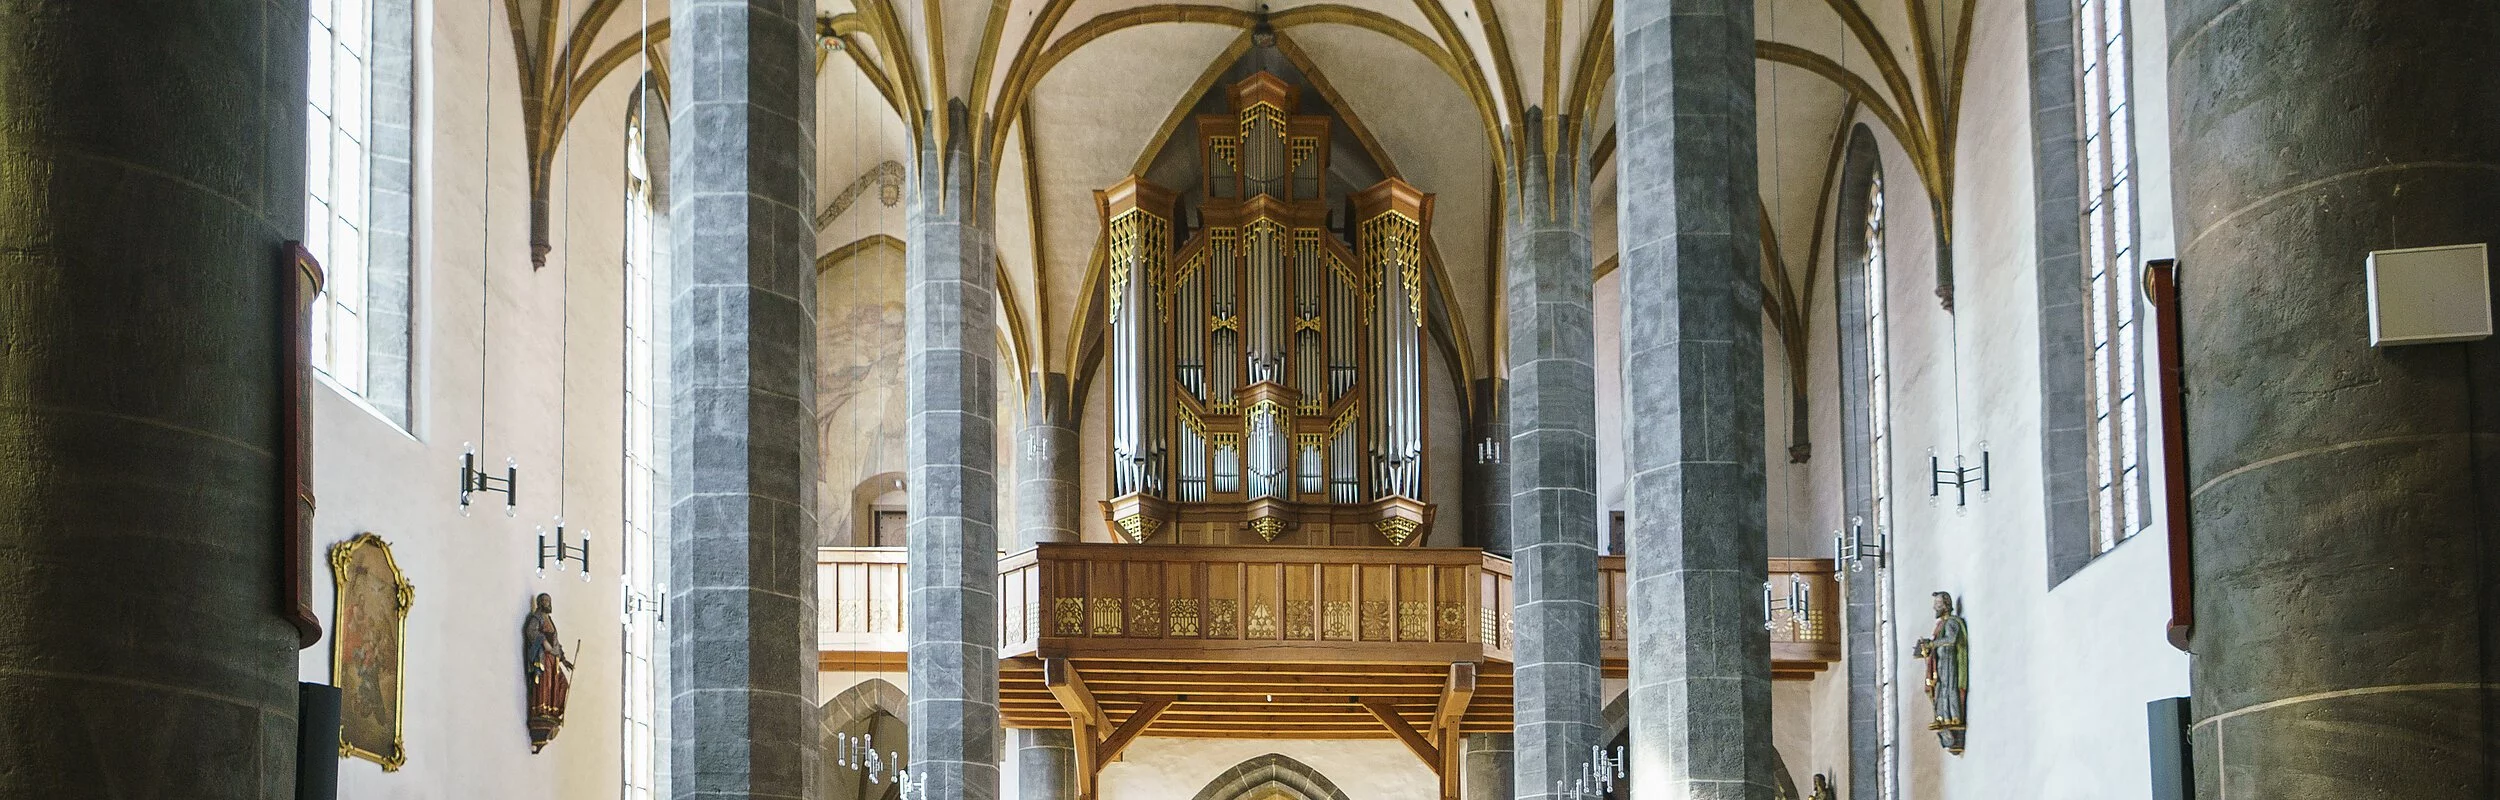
330, 533, 412, 771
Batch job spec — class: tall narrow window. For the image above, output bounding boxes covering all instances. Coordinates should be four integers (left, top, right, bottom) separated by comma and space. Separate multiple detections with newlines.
307, 0, 371, 395
620, 118, 661, 800
2077, 0, 2147, 551
1864, 174, 1891, 563
1860, 172, 1900, 800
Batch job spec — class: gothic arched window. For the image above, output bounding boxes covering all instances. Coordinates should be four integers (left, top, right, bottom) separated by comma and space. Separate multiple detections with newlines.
621, 87, 669, 800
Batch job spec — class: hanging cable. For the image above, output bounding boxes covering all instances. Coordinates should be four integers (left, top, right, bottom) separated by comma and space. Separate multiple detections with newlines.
461, 0, 519, 517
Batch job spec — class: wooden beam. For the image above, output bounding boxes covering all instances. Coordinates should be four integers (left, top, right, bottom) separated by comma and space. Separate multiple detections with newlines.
1047, 658, 1107, 800
1043, 657, 1108, 731
1430, 663, 1476, 800
1361, 699, 1441, 769
1071, 727, 1099, 800
1430, 662, 1478, 741
1095, 698, 1175, 768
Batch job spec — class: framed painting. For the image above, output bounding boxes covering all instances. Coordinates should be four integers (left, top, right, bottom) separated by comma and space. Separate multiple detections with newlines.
331, 533, 412, 770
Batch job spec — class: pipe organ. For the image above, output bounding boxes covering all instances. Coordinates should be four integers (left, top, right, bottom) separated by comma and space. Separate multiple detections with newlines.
1101, 73, 1437, 547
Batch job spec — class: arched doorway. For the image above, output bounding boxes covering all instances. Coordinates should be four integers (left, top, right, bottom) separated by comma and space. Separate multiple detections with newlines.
1599, 694, 1803, 799
820, 678, 910, 800
1189, 753, 1351, 800
847, 472, 907, 547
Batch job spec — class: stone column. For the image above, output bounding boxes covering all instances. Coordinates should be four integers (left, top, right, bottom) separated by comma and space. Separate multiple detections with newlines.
1467, 378, 1514, 555
665, 0, 819, 797
1465, 733, 1517, 800
904, 104, 1003, 800
0, 1, 304, 796
1503, 116, 1604, 800
1017, 372, 1080, 548
2168, 1, 2500, 796
1615, 0, 1775, 797
1016, 728, 1076, 800
1828, 129, 1889, 800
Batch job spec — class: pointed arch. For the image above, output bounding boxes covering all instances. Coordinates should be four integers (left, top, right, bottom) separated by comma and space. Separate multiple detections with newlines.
1599, 692, 1805, 800
1188, 753, 1352, 800
821, 677, 910, 735
820, 678, 911, 800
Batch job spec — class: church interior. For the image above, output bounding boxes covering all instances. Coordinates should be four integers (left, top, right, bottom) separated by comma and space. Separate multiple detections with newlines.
0, 0, 2494, 798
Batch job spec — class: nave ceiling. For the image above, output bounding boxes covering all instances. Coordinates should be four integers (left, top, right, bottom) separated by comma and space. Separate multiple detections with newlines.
502, 0, 1985, 412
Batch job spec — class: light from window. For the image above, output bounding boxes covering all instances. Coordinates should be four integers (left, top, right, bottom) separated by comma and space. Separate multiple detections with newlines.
1861, 172, 1900, 800
621, 120, 662, 800
2077, 0, 2147, 551
307, 0, 371, 395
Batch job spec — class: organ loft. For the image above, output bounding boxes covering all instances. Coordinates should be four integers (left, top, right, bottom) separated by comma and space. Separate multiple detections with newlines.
1099, 72, 1438, 548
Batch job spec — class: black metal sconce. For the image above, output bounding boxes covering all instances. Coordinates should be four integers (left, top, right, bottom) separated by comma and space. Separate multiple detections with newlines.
1474, 436, 1503, 465
537, 521, 590, 580
458, 444, 518, 516
1929, 448, 1990, 508
1764, 574, 1812, 633
1834, 515, 1889, 572
625, 588, 666, 622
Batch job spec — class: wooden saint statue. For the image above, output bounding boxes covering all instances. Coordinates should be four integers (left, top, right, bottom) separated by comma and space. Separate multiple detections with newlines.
1807, 773, 1836, 800
1912, 590, 1969, 754
524, 592, 574, 753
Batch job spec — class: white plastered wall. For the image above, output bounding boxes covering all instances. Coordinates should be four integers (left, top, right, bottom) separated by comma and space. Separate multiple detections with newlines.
302, 0, 639, 796
1858, 0, 2189, 796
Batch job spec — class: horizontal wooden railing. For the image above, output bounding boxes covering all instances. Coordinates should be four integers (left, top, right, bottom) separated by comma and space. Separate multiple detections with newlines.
819, 546, 1841, 673
1010, 542, 1485, 662
819, 547, 908, 656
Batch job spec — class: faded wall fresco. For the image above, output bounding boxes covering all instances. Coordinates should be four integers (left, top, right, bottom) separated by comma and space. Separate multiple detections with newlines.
818, 243, 909, 546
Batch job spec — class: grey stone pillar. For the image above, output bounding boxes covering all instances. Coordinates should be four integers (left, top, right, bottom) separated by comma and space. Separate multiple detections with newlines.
904, 104, 1003, 800
1467, 378, 1514, 555
1503, 117, 1604, 800
1466, 733, 1517, 800
665, 0, 819, 797
1016, 729, 1076, 800
2169, 1, 2500, 797
1829, 128, 1889, 800
0, 1, 304, 796
1017, 372, 1080, 548
1615, 0, 1775, 798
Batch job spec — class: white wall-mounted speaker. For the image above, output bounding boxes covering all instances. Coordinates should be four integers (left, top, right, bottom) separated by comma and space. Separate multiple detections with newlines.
2366, 242, 2491, 347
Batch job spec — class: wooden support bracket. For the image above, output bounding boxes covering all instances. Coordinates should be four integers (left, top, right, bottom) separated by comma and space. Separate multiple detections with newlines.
1046, 658, 1177, 800
1430, 662, 1476, 800
1045, 658, 1106, 800
1358, 662, 1481, 800
1097, 697, 1174, 768
1361, 698, 1440, 767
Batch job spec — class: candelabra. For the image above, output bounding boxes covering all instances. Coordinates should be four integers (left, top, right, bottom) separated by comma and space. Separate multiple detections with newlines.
1554, 744, 1626, 799
536, 520, 591, 580
1764, 574, 1812, 634
1833, 515, 1889, 572
624, 589, 666, 622
831, 732, 929, 798
1927, 447, 1990, 508
458, 444, 519, 515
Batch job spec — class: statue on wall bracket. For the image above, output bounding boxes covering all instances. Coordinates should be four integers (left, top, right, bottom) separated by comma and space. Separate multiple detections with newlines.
523, 593, 576, 753
1913, 591, 1970, 754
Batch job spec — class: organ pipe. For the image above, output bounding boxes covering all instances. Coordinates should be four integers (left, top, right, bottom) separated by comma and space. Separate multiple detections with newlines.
1098, 71, 1437, 546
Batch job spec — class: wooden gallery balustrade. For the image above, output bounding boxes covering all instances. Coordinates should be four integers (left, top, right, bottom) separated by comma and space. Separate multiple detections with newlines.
817, 545, 1840, 799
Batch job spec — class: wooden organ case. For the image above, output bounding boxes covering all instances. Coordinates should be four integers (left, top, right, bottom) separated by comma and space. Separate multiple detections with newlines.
1100, 73, 1437, 547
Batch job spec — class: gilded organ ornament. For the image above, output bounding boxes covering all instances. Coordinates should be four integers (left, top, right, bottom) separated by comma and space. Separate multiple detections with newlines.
1099, 72, 1436, 547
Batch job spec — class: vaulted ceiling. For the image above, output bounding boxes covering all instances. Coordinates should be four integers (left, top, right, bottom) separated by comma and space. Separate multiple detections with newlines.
507, 0, 1985, 403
